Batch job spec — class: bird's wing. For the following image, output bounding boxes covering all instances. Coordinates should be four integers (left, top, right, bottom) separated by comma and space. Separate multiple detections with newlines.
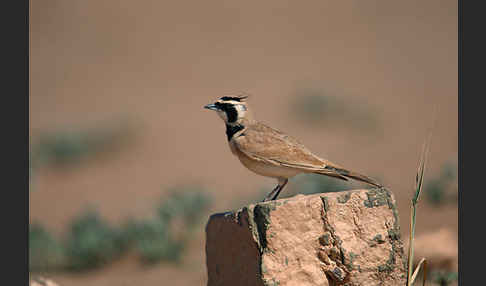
233, 122, 342, 173
234, 122, 382, 186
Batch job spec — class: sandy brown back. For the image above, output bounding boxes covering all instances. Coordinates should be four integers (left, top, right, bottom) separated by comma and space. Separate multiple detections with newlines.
233, 121, 342, 172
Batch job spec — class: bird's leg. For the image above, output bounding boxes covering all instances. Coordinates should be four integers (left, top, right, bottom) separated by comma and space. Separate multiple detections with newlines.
271, 178, 288, 201
262, 178, 289, 202
262, 184, 280, 202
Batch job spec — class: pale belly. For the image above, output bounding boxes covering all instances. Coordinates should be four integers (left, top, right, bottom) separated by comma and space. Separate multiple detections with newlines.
231, 146, 302, 179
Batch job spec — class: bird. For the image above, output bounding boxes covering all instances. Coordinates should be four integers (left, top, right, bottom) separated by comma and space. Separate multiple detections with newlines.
204, 95, 382, 202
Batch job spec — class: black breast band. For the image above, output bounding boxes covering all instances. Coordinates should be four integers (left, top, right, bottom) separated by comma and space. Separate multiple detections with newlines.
225, 124, 245, 141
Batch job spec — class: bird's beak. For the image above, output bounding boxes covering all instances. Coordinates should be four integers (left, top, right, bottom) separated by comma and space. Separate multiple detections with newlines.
204, 103, 219, 111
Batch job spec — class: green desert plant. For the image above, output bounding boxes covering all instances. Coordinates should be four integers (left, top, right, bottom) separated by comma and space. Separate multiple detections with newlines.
122, 187, 212, 264
29, 223, 66, 272
292, 173, 350, 196
123, 218, 184, 264
63, 210, 126, 271
32, 126, 129, 167
424, 162, 457, 206
29, 120, 137, 192
407, 117, 436, 285
30, 119, 136, 169
406, 143, 429, 286
157, 186, 212, 227
292, 91, 342, 123
430, 270, 458, 286
290, 89, 380, 131
29, 188, 212, 272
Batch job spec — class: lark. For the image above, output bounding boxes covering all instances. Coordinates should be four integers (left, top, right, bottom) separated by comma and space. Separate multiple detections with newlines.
204, 95, 382, 202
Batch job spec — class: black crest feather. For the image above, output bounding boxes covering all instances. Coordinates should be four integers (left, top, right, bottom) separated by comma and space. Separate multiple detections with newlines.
220, 95, 248, 102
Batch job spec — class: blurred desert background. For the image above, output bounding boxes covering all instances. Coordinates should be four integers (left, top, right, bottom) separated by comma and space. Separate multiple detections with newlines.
29, 0, 458, 285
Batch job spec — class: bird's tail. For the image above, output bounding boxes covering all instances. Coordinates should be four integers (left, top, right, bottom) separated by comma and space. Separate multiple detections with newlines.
314, 166, 382, 188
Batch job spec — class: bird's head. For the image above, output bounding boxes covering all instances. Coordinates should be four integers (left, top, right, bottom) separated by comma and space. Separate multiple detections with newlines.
204, 95, 251, 125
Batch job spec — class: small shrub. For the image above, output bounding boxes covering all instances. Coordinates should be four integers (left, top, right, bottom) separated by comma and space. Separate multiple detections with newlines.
29, 223, 66, 272
424, 163, 457, 206
29, 188, 212, 271
35, 132, 91, 166
290, 89, 380, 131
31, 122, 134, 168
292, 173, 349, 196
424, 180, 446, 205
124, 187, 212, 264
157, 186, 212, 227
123, 218, 184, 264
64, 210, 125, 271
292, 92, 341, 123
430, 270, 458, 286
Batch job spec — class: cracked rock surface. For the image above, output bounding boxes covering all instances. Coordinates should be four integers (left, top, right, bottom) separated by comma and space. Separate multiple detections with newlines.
205, 188, 406, 286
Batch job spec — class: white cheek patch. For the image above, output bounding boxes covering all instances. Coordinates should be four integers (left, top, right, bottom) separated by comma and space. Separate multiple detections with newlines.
217, 110, 228, 122
235, 105, 247, 117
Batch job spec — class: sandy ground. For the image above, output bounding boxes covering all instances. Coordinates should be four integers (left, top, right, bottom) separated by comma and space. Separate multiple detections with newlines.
29, 0, 457, 285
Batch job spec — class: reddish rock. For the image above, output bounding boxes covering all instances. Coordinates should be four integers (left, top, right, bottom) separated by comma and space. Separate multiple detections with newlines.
206, 188, 407, 286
